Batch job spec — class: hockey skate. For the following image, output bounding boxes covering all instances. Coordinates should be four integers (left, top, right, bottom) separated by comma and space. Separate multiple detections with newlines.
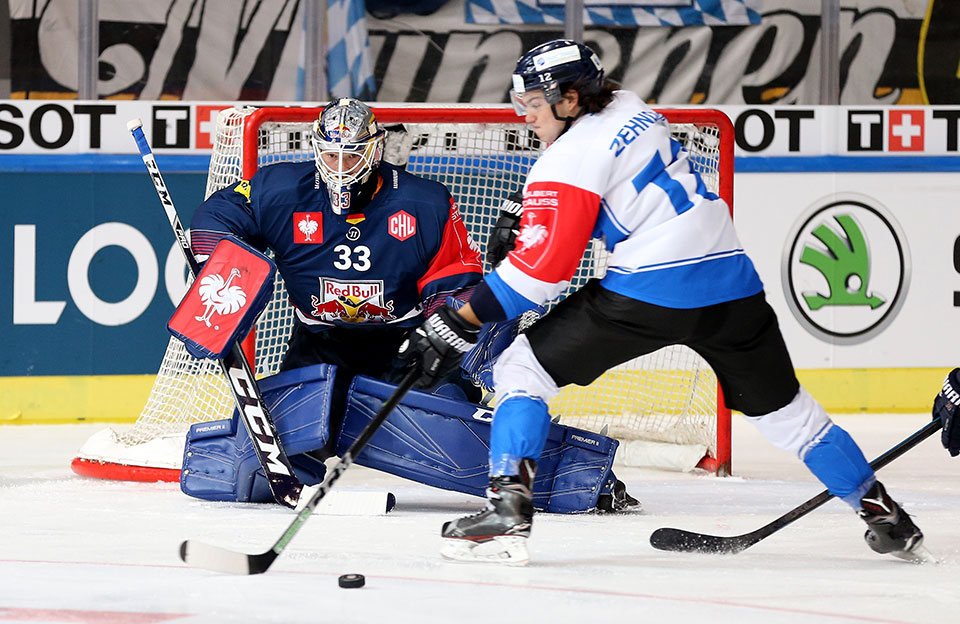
859, 481, 933, 564
597, 478, 642, 513
441, 461, 535, 565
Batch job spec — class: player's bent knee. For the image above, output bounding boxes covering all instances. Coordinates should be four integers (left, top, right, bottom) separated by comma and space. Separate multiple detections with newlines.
746, 386, 831, 456
747, 386, 874, 505
492, 334, 560, 402
181, 364, 336, 503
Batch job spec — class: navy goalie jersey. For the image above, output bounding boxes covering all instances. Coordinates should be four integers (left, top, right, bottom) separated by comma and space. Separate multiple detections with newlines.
190, 161, 483, 330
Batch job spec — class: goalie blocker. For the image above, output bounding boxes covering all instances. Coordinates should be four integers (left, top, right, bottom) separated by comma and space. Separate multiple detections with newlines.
182, 364, 621, 513
167, 236, 276, 360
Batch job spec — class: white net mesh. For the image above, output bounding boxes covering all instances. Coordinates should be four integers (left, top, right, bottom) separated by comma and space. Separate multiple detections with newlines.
90, 105, 729, 472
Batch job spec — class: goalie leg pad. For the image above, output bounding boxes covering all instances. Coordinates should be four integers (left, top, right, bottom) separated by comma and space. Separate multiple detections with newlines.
181, 363, 336, 502
337, 376, 618, 513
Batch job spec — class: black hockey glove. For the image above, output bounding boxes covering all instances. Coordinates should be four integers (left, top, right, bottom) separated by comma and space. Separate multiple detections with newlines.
933, 367, 960, 457
485, 191, 523, 267
399, 305, 480, 389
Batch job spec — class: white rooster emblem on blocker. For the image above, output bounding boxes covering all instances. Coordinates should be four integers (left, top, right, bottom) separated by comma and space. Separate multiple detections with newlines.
195, 267, 247, 329
298, 214, 319, 241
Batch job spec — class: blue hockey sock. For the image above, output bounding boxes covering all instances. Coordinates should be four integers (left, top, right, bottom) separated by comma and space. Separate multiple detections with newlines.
802, 424, 875, 507
489, 395, 551, 476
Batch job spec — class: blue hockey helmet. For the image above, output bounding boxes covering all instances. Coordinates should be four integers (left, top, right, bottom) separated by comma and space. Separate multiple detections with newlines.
312, 98, 385, 212
510, 39, 604, 115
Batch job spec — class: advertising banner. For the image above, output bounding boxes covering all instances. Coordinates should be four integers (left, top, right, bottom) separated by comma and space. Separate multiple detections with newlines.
735, 173, 958, 369
1, 170, 206, 376
0, 100, 957, 417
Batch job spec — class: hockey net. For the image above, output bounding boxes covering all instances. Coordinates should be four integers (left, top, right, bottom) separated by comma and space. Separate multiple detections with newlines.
72, 105, 733, 481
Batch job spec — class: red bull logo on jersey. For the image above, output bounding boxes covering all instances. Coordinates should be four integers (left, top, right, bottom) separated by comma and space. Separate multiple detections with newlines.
309, 278, 396, 323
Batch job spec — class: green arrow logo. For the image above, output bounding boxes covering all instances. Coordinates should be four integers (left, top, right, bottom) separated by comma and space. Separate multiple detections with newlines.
799, 214, 885, 311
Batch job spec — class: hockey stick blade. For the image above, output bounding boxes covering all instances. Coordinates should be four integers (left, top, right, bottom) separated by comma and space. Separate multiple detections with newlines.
180, 369, 420, 575
650, 419, 942, 555
180, 540, 276, 575
649, 528, 758, 554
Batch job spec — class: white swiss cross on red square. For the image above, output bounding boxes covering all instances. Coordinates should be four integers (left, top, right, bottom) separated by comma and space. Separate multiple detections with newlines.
389, 211, 416, 241
888, 110, 924, 151
195, 105, 233, 149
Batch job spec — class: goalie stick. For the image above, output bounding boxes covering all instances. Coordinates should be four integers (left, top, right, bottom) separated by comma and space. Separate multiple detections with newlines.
650, 418, 942, 555
180, 368, 420, 575
127, 118, 302, 509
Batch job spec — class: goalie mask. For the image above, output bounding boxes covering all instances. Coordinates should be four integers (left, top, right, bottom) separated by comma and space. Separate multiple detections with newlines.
510, 39, 604, 117
312, 98, 385, 214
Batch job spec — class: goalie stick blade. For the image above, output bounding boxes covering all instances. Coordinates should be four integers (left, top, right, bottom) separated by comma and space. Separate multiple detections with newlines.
649, 528, 755, 554
180, 540, 276, 575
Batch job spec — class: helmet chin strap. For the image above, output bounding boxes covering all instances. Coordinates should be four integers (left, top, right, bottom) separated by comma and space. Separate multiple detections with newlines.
550, 102, 584, 137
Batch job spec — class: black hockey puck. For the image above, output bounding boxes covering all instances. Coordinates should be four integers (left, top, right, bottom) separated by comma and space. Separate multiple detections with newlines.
338, 573, 365, 588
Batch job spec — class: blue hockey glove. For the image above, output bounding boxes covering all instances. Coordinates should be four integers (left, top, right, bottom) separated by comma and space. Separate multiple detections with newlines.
933, 368, 960, 457
399, 305, 479, 389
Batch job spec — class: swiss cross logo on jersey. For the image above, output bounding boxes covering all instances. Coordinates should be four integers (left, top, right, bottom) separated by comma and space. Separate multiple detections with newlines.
195, 105, 233, 149
888, 110, 924, 151
389, 210, 416, 241
294, 212, 323, 244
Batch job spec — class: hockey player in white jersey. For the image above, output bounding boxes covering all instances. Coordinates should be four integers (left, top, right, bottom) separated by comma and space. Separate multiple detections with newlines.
399, 39, 925, 564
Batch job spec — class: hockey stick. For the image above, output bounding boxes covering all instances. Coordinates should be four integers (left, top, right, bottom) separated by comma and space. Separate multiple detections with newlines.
650, 418, 942, 554
180, 368, 421, 574
127, 118, 302, 509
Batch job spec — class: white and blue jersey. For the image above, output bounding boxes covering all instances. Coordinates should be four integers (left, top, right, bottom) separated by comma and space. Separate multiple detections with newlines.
487, 90, 763, 316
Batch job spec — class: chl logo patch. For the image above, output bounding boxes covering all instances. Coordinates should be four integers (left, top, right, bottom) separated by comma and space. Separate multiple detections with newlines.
294, 212, 322, 244
781, 193, 911, 345
389, 210, 416, 241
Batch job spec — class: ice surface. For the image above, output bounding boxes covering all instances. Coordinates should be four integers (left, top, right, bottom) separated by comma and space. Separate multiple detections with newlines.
2, 413, 958, 623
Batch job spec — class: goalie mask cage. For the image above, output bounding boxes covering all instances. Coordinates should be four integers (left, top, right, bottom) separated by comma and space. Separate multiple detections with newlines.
71, 105, 734, 482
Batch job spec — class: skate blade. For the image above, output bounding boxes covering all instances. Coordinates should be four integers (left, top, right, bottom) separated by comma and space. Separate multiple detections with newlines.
892, 544, 939, 565
440, 536, 529, 565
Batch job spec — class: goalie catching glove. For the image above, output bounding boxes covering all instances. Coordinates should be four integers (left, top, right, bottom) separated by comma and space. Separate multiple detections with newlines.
485, 190, 523, 267
933, 367, 960, 456
399, 305, 479, 389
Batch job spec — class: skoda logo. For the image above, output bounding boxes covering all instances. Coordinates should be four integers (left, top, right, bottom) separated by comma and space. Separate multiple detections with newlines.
781, 194, 910, 345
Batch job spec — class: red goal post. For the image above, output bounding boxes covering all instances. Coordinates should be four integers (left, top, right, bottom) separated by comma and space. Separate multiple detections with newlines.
71, 104, 733, 481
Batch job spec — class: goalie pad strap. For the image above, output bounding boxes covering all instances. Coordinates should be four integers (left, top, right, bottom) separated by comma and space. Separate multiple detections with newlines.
337, 375, 618, 513
181, 364, 335, 502
168, 236, 276, 360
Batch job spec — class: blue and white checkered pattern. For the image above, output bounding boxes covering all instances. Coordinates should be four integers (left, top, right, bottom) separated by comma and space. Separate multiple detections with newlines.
465, 0, 761, 26
326, 0, 376, 99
